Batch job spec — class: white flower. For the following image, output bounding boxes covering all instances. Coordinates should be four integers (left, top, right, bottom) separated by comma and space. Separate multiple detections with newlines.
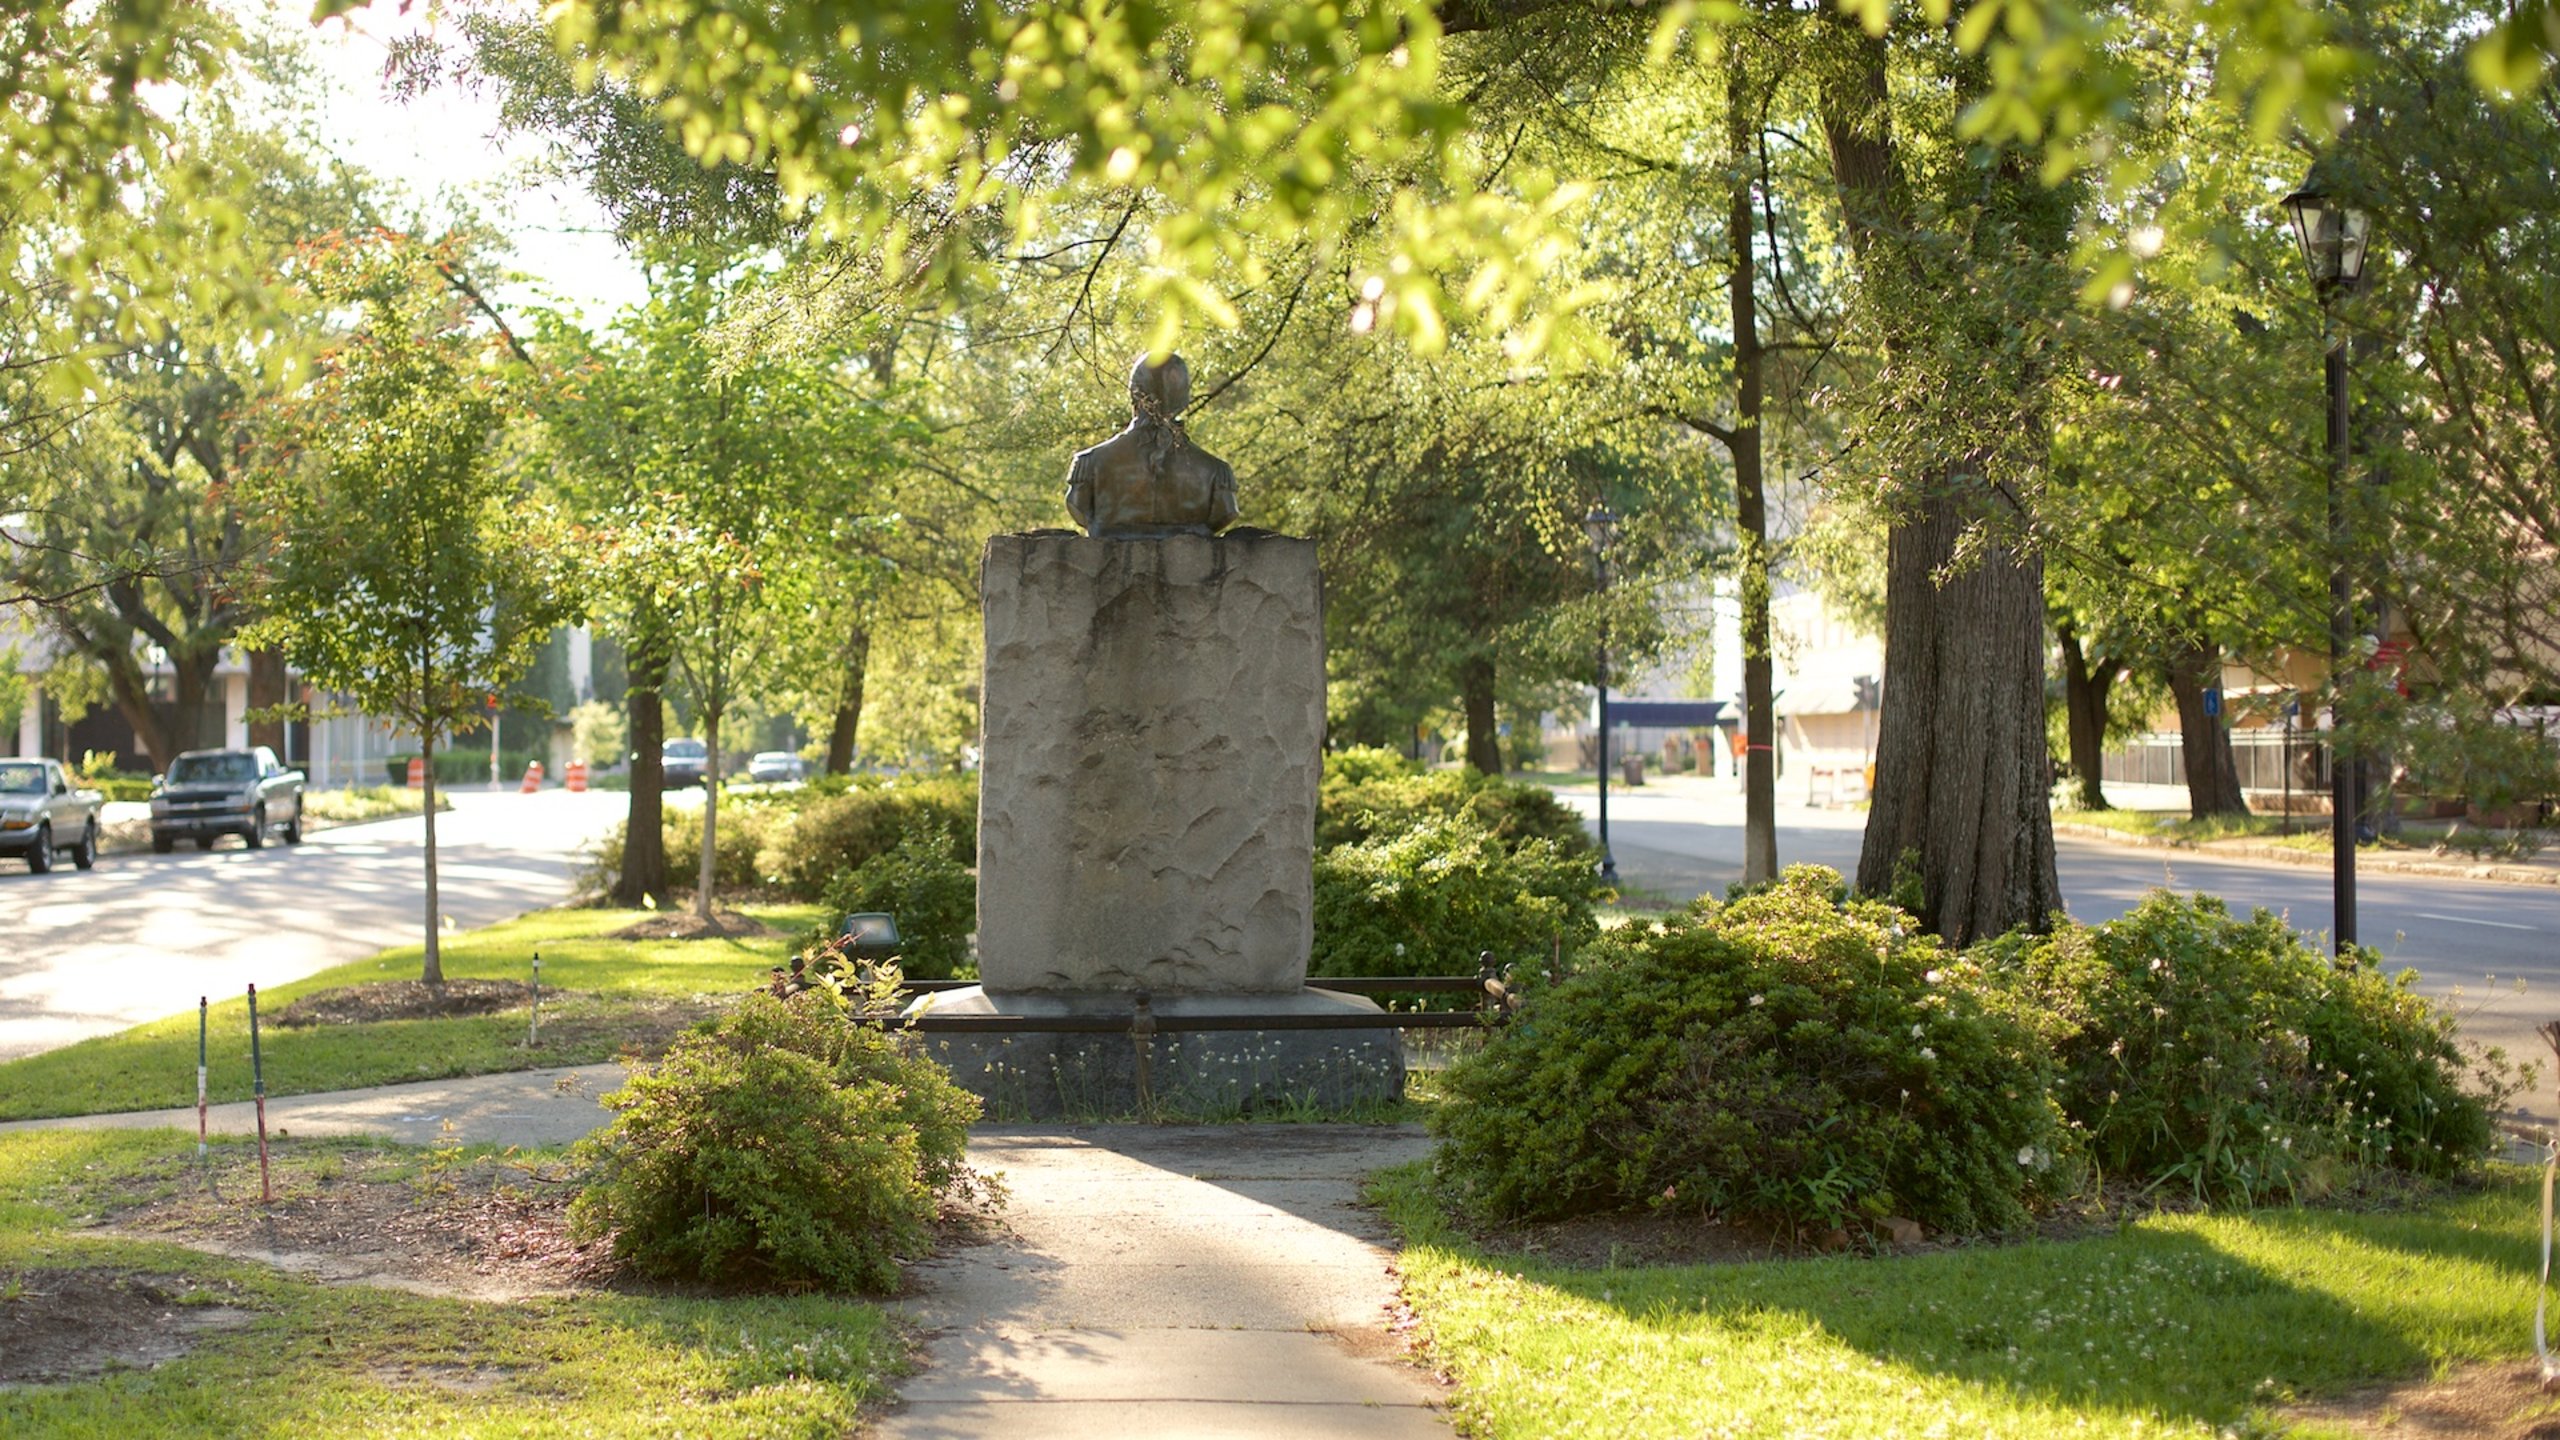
1911, 1023, 1926, 1039
1747, 994, 1765, 1007
1919, 1046, 1937, 1061
2019, 1146, 2036, 1165
1924, 969, 1943, 984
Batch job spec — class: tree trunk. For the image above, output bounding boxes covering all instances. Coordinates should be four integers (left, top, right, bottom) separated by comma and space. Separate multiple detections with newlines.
697, 704, 722, 920
824, 625, 870, 775
2166, 632, 2248, 818
615, 625, 670, 908
1459, 652, 1500, 774
168, 644, 223, 752
2055, 617, 2116, 812
421, 728, 443, 985
1729, 56, 1779, 887
247, 649, 288, 756
1854, 483, 2063, 943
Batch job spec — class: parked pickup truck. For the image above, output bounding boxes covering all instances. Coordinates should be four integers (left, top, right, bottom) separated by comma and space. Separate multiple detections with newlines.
150, 746, 306, 853
0, 757, 105, 873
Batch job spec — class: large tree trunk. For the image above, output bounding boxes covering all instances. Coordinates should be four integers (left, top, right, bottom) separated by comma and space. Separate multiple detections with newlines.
247, 649, 288, 756
2166, 632, 2248, 818
823, 625, 871, 775
1854, 484, 2063, 943
614, 625, 670, 909
1459, 652, 1500, 774
2055, 617, 2116, 812
1729, 55, 1779, 887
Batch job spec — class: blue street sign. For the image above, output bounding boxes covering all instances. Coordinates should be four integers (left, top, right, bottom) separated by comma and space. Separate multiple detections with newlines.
2203, 687, 2222, 718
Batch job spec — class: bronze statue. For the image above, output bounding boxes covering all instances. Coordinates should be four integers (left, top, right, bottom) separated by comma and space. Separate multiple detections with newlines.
1066, 353, 1239, 538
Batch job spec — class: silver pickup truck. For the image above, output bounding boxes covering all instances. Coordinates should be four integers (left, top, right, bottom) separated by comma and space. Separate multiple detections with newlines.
0, 757, 105, 873
150, 746, 307, 853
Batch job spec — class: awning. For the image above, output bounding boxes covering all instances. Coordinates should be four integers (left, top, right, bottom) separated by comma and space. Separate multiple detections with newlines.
1774, 682, 1865, 718
1598, 698, 1727, 728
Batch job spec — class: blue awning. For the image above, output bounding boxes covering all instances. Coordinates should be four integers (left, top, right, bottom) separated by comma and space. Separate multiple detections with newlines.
1599, 699, 1727, 728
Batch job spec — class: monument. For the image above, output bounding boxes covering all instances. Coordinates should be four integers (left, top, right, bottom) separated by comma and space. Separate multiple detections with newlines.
916, 354, 1405, 1117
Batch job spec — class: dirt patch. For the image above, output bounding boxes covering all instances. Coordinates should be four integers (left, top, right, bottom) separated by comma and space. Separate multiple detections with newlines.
0, 1268, 256, 1386
2286, 1359, 2560, 1437
608, 910, 778, 941
271, 980, 536, 1027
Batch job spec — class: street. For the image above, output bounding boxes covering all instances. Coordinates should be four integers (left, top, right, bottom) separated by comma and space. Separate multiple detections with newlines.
1560, 776, 2560, 1092
0, 789, 626, 1062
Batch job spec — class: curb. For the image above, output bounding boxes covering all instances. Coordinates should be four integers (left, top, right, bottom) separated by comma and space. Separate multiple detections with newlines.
2053, 822, 2560, 887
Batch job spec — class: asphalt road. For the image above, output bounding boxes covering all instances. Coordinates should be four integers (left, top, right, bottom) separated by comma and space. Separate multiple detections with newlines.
0, 789, 627, 1062
1563, 778, 2560, 1098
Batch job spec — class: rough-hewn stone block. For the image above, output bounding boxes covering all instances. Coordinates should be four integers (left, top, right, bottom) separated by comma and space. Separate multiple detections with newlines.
976, 530, 1323, 994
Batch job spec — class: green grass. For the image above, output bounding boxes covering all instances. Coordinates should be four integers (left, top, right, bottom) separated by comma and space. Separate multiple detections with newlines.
1374, 1163, 2544, 1438
0, 1130, 899, 1438
300, 785, 447, 823
0, 905, 822, 1122
2054, 808, 2299, 844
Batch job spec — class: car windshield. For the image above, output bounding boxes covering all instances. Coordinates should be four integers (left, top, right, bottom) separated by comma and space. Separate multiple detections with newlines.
664, 741, 707, 757
169, 754, 256, 784
754, 753, 792, 765
0, 762, 44, 794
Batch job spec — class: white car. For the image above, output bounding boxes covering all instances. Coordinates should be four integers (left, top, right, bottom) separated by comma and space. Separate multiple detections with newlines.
748, 751, 807, 784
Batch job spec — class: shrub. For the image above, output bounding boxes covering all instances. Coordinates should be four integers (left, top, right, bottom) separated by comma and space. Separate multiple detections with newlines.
1431, 866, 2071, 1240
1976, 892, 2507, 1202
1311, 813, 1602, 982
580, 801, 788, 898
567, 990, 984, 1292
1317, 746, 1594, 858
763, 775, 978, 900
812, 821, 978, 980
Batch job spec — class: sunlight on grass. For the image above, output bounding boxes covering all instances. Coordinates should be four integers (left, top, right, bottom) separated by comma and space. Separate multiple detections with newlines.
0, 1132, 897, 1438
1373, 1164, 2542, 1439
0, 906, 822, 1121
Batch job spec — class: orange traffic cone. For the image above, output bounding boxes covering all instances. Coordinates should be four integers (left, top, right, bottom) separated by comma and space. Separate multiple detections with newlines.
521, 760, 544, 793
406, 756, 425, 790
566, 759, 588, 793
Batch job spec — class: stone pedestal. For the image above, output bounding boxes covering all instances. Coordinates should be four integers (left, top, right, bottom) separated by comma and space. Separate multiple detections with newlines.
926, 529, 1402, 1117
976, 530, 1325, 994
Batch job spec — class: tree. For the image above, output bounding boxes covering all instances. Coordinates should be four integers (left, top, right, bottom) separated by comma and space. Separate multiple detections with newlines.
245, 232, 581, 983
540, 258, 899, 918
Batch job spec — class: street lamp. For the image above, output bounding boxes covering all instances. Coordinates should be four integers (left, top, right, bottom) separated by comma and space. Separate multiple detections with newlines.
2282, 166, 2370, 953
1584, 504, 1620, 886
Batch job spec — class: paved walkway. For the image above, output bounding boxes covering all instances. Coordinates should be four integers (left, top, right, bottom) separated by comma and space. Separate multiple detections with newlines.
3, 1074, 1454, 1438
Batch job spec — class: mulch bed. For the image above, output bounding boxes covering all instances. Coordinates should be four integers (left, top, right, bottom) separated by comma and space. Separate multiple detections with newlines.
270, 980, 535, 1027
607, 910, 778, 941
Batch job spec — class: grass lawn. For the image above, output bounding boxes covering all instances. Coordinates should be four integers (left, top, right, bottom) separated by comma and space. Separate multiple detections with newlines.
1376, 1164, 2549, 1439
0, 1129, 899, 1438
2053, 808, 2302, 845
0, 905, 823, 1123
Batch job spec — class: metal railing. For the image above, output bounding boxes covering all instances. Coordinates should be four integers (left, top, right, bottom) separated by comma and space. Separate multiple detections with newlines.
850, 963, 1519, 1035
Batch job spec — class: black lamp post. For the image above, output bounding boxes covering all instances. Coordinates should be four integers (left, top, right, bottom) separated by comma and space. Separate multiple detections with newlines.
2281, 168, 2371, 953
1584, 504, 1620, 886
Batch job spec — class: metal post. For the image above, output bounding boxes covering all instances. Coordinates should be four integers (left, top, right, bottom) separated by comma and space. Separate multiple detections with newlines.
247, 983, 272, 1204
196, 996, 208, 1169
2326, 318, 2358, 953
1596, 636, 1617, 885
529, 951, 542, 1047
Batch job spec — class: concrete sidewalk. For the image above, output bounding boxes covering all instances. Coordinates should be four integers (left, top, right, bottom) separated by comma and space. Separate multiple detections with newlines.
0, 1064, 632, 1149
4, 1073, 1455, 1438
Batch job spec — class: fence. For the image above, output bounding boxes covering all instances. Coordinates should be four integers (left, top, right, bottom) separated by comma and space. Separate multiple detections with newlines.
2101, 729, 2331, 800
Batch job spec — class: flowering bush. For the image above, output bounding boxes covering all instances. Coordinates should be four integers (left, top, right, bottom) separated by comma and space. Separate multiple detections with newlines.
1310, 813, 1603, 982
1431, 867, 2072, 1239
1975, 892, 2510, 1202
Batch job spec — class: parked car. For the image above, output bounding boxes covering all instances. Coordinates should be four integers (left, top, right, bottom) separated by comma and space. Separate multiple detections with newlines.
748, 751, 807, 784
150, 746, 306, 852
0, 757, 104, 873
661, 738, 710, 788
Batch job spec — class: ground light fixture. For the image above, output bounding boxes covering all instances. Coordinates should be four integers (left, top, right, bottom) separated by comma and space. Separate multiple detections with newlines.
1584, 504, 1620, 886
2282, 165, 2370, 952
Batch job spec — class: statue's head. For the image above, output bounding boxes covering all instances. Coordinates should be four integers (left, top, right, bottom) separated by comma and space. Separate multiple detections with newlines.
1128, 353, 1191, 422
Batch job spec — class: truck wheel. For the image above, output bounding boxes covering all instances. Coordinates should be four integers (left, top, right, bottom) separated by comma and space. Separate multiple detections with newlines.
245, 806, 267, 850
152, 831, 175, 855
284, 801, 303, 845
195, 836, 215, 851
73, 820, 97, 870
27, 823, 51, 874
